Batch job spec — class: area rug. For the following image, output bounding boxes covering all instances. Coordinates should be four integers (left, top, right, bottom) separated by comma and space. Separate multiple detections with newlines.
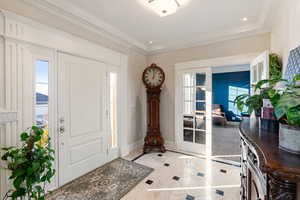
47, 158, 153, 200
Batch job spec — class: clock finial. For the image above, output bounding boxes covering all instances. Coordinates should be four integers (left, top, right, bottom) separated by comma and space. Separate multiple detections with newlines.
150, 63, 157, 67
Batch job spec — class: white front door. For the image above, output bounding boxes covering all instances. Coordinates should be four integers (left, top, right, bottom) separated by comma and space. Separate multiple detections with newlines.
176, 68, 212, 155
58, 53, 108, 186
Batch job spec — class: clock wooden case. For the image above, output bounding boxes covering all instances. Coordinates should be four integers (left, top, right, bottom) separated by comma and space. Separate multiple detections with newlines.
142, 63, 166, 153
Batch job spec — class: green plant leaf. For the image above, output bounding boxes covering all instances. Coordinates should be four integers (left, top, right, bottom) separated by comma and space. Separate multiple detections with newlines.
11, 188, 26, 198
13, 176, 25, 189
20, 132, 29, 141
12, 168, 26, 178
287, 106, 300, 126
293, 74, 300, 82
255, 79, 270, 91
275, 93, 300, 119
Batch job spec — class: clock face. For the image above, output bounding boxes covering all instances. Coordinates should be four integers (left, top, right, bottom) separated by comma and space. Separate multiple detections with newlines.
143, 67, 164, 88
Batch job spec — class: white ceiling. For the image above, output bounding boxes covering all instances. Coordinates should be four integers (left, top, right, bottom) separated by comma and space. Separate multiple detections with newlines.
43, 0, 272, 53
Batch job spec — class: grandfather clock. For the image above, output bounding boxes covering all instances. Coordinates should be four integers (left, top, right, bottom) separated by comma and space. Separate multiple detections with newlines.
142, 63, 166, 153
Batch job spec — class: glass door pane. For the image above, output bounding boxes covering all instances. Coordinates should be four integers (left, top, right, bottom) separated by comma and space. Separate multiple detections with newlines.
109, 72, 118, 148
35, 60, 49, 147
181, 72, 208, 155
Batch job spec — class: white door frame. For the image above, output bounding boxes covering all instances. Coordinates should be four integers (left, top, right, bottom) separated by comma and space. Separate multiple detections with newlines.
174, 53, 262, 156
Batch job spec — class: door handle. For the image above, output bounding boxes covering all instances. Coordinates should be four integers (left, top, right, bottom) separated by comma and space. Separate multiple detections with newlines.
59, 126, 65, 134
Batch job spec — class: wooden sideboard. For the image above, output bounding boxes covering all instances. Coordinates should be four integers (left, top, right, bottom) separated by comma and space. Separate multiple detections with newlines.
239, 117, 300, 200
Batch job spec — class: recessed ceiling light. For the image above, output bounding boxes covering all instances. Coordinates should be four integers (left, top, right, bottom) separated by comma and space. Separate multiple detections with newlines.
242, 17, 248, 21
149, 41, 153, 44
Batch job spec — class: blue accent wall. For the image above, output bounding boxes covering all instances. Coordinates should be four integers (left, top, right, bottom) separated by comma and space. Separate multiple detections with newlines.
212, 71, 250, 121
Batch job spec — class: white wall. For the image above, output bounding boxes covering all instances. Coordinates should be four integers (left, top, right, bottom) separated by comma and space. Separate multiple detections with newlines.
270, 0, 300, 72
126, 50, 147, 151
147, 33, 270, 143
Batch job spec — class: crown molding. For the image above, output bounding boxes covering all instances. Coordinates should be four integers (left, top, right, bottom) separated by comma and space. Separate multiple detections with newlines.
21, 0, 148, 52
20, 0, 272, 55
148, 28, 271, 55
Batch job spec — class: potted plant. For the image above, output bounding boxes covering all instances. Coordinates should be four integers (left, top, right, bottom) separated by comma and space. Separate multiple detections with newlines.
234, 93, 263, 117
234, 53, 283, 118
274, 74, 300, 154
1, 126, 55, 200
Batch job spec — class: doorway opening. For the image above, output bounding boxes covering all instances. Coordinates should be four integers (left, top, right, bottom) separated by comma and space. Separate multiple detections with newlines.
211, 65, 250, 163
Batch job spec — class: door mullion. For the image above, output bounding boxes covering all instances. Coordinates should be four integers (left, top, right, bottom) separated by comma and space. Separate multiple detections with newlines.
193, 73, 196, 143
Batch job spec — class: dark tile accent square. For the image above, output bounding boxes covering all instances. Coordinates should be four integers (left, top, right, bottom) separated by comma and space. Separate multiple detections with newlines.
197, 172, 205, 177
158, 154, 163, 157
172, 176, 180, 181
216, 190, 224, 196
164, 163, 170, 167
220, 169, 227, 173
185, 194, 195, 200
145, 180, 153, 185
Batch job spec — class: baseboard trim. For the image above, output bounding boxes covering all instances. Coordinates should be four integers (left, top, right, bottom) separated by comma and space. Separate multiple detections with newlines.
121, 139, 144, 157
165, 140, 177, 151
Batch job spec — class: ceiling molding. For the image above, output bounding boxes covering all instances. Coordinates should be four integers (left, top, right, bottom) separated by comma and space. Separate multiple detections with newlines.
175, 52, 260, 70
148, 28, 271, 55
21, 0, 273, 55
21, 0, 148, 52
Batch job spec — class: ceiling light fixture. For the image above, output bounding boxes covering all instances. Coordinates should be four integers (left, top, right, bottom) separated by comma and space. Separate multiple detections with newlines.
149, 41, 153, 44
148, 0, 181, 17
242, 17, 248, 21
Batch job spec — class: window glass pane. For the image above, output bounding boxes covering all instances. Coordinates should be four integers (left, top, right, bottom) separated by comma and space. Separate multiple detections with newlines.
196, 102, 205, 112
196, 87, 205, 101
183, 129, 193, 142
228, 86, 250, 117
228, 86, 238, 101
196, 73, 206, 86
110, 72, 118, 148
35, 60, 49, 128
195, 113, 206, 130
183, 115, 194, 128
195, 130, 206, 144
35, 60, 49, 147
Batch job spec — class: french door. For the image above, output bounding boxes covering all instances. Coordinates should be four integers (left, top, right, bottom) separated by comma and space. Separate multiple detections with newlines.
58, 53, 119, 186
176, 68, 212, 155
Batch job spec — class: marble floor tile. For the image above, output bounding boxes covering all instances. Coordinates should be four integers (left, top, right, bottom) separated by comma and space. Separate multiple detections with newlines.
121, 151, 241, 200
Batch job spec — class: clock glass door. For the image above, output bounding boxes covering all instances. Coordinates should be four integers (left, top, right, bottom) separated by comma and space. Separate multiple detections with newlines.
178, 69, 212, 155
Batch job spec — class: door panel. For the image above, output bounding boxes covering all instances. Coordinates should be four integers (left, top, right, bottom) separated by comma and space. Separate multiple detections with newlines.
177, 69, 212, 155
58, 53, 107, 186
250, 51, 269, 94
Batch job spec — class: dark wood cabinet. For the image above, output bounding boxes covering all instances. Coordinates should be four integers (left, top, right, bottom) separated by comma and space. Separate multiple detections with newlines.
240, 118, 300, 200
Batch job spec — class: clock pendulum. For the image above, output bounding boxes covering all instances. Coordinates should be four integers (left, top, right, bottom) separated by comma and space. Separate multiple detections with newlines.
142, 63, 166, 153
